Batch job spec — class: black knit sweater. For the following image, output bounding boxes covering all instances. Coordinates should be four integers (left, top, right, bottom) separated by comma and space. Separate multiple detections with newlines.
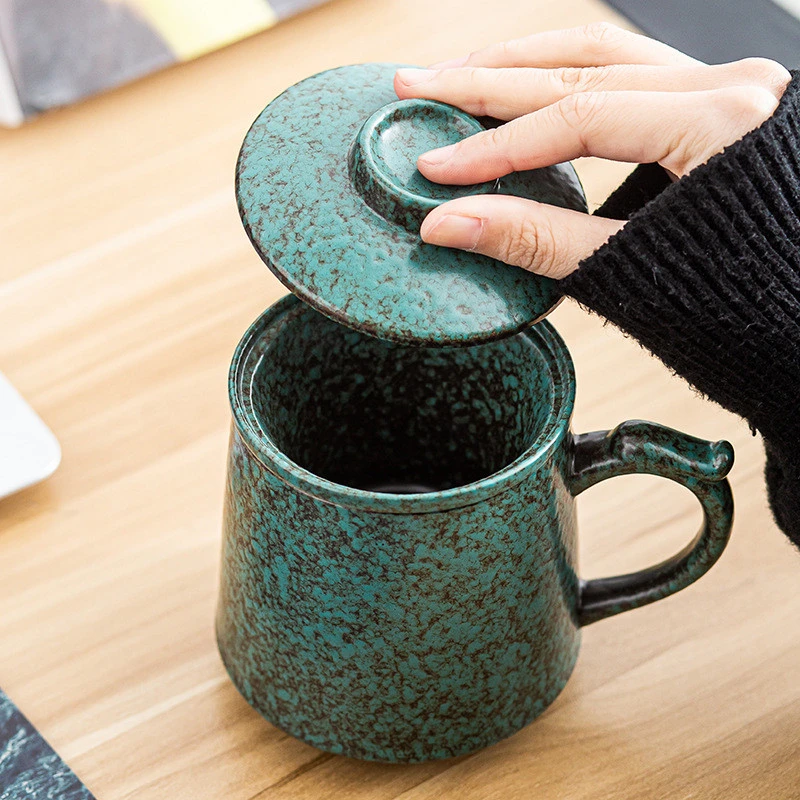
562, 71, 800, 549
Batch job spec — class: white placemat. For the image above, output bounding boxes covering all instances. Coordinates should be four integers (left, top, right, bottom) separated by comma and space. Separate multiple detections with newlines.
0, 371, 60, 499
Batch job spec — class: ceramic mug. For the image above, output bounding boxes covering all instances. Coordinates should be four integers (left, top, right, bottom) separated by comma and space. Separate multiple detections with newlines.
216, 294, 734, 763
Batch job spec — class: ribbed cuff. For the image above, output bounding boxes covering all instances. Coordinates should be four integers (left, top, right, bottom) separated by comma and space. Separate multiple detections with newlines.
594, 162, 672, 221
562, 71, 800, 448
765, 441, 800, 547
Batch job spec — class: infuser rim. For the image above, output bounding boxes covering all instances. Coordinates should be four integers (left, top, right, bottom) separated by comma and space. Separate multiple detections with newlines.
228, 294, 576, 514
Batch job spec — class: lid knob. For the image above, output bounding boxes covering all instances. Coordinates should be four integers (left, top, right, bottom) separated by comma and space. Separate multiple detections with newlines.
348, 99, 497, 232
236, 64, 588, 346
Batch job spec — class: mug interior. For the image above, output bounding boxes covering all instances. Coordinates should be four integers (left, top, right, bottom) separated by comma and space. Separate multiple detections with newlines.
247, 300, 563, 494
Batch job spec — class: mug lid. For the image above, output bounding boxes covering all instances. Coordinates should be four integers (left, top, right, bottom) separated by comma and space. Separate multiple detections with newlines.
236, 63, 587, 346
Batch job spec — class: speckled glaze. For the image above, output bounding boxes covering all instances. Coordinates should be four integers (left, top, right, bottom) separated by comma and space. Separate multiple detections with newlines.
216, 295, 735, 763
349, 99, 497, 232
235, 63, 588, 346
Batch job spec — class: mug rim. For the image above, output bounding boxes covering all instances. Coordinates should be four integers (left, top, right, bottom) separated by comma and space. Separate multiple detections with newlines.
229, 294, 576, 513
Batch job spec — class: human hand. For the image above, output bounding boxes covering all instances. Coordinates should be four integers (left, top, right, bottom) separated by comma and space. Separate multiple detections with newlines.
394, 24, 791, 278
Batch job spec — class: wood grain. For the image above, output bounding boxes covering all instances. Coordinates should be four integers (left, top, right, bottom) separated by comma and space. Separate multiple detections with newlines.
1, 0, 798, 797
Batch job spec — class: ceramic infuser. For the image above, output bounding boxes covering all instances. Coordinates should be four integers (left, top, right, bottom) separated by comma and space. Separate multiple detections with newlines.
216, 63, 735, 763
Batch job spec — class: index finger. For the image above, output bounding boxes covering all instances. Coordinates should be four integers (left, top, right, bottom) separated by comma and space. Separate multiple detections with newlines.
431, 23, 701, 70
416, 87, 778, 183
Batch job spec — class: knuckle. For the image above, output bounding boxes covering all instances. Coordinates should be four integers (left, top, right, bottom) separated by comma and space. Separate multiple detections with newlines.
492, 39, 518, 65
558, 66, 597, 93
502, 217, 559, 276
464, 66, 482, 85
718, 85, 779, 125
556, 92, 601, 137
666, 86, 778, 176
581, 21, 625, 51
484, 124, 517, 171
464, 67, 490, 115
735, 57, 792, 96
487, 124, 507, 151
462, 48, 481, 67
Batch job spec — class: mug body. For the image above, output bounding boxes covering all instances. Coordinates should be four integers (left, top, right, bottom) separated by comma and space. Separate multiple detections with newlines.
216, 295, 580, 763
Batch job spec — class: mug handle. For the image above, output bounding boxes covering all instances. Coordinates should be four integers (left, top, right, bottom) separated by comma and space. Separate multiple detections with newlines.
570, 420, 734, 626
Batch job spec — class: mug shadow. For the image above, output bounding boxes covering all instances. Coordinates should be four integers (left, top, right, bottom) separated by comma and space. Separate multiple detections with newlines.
218, 670, 643, 799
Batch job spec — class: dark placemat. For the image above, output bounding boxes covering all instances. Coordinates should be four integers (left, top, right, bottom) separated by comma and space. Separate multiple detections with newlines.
604, 0, 800, 67
0, 688, 95, 799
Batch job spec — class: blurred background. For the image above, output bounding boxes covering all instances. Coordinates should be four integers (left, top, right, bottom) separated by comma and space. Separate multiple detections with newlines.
0, 0, 327, 124
2, 0, 800, 126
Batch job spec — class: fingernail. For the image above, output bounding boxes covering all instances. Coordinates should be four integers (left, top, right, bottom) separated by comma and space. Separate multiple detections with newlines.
396, 68, 436, 86
428, 55, 469, 69
419, 143, 457, 167
421, 214, 483, 250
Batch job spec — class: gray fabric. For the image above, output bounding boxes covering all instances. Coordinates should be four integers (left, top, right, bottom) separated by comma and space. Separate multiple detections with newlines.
604, 0, 800, 67
4, 0, 173, 114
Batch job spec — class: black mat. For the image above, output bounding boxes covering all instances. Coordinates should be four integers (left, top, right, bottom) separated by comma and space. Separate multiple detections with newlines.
604, 0, 800, 67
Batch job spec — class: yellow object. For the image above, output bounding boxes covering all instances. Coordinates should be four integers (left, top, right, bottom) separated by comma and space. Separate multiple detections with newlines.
131, 0, 278, 60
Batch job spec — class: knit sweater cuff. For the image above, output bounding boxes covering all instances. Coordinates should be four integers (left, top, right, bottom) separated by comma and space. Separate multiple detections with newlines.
764, 442, 800, 545
561, 71, 800, 451
594, 162, 673, 221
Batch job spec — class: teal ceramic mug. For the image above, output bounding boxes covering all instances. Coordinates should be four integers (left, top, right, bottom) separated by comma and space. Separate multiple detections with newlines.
216, 294, 734, 763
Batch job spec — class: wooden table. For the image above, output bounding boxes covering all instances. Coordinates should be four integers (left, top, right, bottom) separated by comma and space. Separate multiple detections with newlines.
2, 0, 799, 797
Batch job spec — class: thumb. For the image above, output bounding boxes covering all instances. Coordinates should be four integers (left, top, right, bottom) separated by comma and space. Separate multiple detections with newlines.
419, 194, 625, 279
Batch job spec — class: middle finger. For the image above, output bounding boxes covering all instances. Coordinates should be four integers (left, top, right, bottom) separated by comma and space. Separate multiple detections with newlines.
416, 87, 779, 183
395, 61, 788, 121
